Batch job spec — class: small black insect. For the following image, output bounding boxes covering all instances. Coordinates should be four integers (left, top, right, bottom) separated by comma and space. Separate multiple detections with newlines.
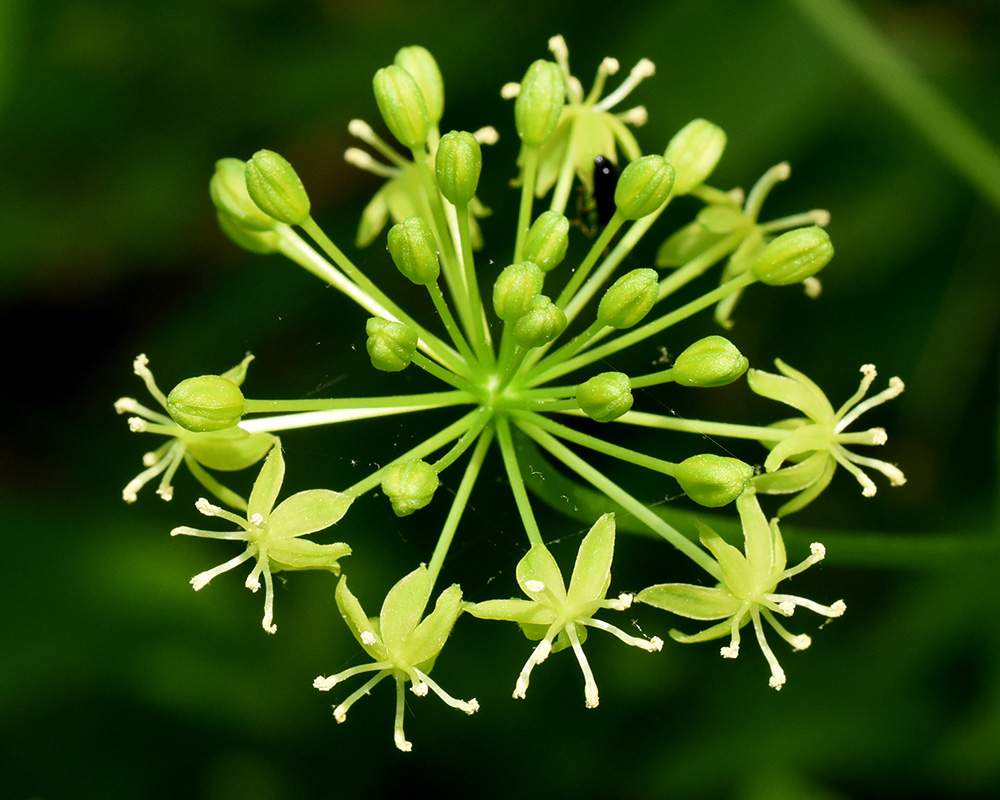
592, 155, 619, 228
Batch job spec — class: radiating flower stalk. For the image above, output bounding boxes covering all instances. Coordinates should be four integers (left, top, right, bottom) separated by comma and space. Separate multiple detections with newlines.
117, 36, 905, 749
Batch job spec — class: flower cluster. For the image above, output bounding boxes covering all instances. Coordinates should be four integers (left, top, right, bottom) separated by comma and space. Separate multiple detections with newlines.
120, 37, 904, 749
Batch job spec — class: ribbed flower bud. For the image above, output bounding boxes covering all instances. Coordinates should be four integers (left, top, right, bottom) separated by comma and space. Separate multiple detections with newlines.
614, 155, 675, 220
577, 372, 633, 423
244, 150, 311, 226
514, 60, 566, 147
512, 295, 566, 348
522, 211, 569, 273
210, 158, 278, 231
394, 45, 444, 127
752, 226, 833, 286
381, 459, 440, 516
387, 216, 440, 285
366, 317, 418, 372
675, 454, 753, 508
664, 119, 727, 196
373, 65, 430, 151
597, 268, 659, 329
493, 262, 544, 322
672, 335, 748, 387
435, 131, 482, 206
166, 375, 246, 433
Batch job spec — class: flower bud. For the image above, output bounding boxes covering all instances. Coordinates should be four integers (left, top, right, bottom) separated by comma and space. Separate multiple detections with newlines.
210, 158, 277, 231
381, 459, 439, 516
515, 60, 566, 147
752, 226, 833, 286
394, 45, 444, 127
675, 454, 753, 508
512, 295, 567, 348
373, 65, 430, 151
597, 268, 659, 329
655, 220, 727, 268
167, 375, 246, 433
522, 211, 569, 273
577, 372, 633, 423
366, 317, 418, 372
672, 335, 748, 387
493, 262, 544, 322
387, 216, 440, 285
216, 211, 281, 255
435, 130, 482, 206
244, 150, 311, 226
664, 119, 727, 196
614, 155, 675, 220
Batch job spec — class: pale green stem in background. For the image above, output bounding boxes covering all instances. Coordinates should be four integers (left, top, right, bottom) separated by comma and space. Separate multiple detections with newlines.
432, 407, 493, 472
453, 202, 494, 364
427, 427, 495, 587
426, 281, 478, 368
548, 133, 580, 215
496, 415, 543, 547
242, 390, 471, 417
787, 0, 1000, 212
518, 420, 722, 580
410, 352, 470, 390
514, 145, 540, 263
554, 212, 626, 308
613, 410, 791, 442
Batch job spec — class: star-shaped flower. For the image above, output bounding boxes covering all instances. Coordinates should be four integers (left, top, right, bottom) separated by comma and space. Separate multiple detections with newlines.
637, 491, 844, 690
115, 354, 276, 508
314, 565, 478, 752
749, 360, 906, 515
466, 514, 662, 708
171, 446, 351, 633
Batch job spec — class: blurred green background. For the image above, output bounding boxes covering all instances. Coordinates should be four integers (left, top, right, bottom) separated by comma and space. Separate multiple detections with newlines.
2, 0, 998, 797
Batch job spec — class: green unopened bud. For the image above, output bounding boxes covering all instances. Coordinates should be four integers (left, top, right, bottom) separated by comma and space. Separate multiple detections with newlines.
435, 131, 482, 206
614, 155, 675, 220
216, 211, 281, 255
577, 372, 633, 423
210, 158, 277, 231
387, 216, 440, 285
664, 119, 727, 196
381, 459, 439, 516
752, 226, 833, 286
655, 220, 728, 268
597, 268, 659, 329
522, 211, 569, 273
672, 335, 748, 387
512, 295, 566, 348
167, 375, 245, 433
373, 65, 430, 151
515, 60, 566, 147
675, 454, 753, 508
244, 150, 311, 226
394, 45, 444, 127
493, 262, 544, 322
366, 317, 418, 372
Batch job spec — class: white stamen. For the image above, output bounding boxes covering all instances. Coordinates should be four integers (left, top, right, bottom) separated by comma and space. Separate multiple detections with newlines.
649, 636, 664, 651
803, 276, 822, 298
473, 126, 499, 145
618, 105, 648, 126
333, 705, 347, 723
410, 682, 429, 697
141, 452, 158, 467
547, 34, 568, 61
810, 542, 826, 560
721, 644, 739, 658
156, 485, 174, 501
500, 82, 520, 99
595, 58, 656, 112
249, 512, 265, 527
245, 574, 261, 592
394, 733, 412, 753
778, 601, 796, 616
190, 574, 212, 591
344, 147, 375, 169
868, 427, 888, 445
196, 498, 219, 516
128, 417, 146, 433
133, 353, 150, 374
525, 579, 545, 593
361, 630, 377, 646
313, 676, 337, 691
601, 57, 620, 75
790, 634, 811, 651
114, 398, 136, 414
348, 118, 373, 139
830, 600, 846, 616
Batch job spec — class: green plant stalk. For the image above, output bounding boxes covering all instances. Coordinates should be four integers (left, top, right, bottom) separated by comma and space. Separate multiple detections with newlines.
496, 415, 543, 547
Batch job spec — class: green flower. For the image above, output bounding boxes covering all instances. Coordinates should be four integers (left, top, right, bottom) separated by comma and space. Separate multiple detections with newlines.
314, 565, 477, 752
638, 491, 844, 690
749, 360, 906, 515
467, 514, 661, 708
171, 447, 351, 633
116, 354, 276, 508
506, 34, 650, 204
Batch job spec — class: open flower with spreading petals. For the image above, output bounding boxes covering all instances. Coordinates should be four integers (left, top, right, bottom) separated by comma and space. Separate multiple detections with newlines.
638, 491, 844, 690
314, 565, 477, 752
749, 360, 906, 515
115, 354, 276, 508
466, 514, 662, 708
171, 447, 351, 633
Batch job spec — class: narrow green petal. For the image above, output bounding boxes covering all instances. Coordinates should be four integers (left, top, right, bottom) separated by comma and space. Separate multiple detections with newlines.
248, 446, 284, 520
379, 565, 432, 653
736, 492, 775, 577
185, 429, 277, 472
567, 514, 615, 609
637, 583, 742, 620
747, 365, 833, 422
406, 584, 464, 667
753, 451, 828, 494
355, 189, 390, 248
466, 598, 556, 626
670, 617, 742, 644
698, 523, 752, 598
269, 538, 350, 573
335, 576, 387, 661
269, 489, 353, 538
763, 425, 831, 473
776, 457, 837, 516
516, 544, 567, 603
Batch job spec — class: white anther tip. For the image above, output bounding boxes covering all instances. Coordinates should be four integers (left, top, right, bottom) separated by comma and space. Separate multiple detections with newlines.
361, 630, 377, 646
525, 579, 545, 593
500, 82, 520, 99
